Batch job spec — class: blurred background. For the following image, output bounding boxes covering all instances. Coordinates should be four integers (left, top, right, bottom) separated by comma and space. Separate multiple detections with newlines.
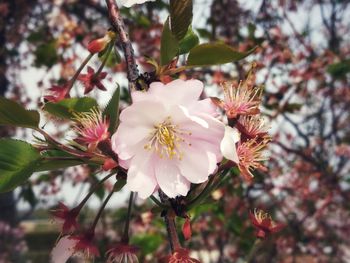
0, 0, 349, 262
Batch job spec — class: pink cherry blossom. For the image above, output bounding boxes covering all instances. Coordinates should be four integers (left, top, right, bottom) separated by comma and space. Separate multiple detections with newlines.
73, 108, 110, 150
236, 139, 269, 182
111, 79, 225, 198
220, 80, 262, 119
250, 208, 285, 238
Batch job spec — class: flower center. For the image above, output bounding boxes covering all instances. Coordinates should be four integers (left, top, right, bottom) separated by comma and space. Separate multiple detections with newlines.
144, 117, 191, 160
254, 209, 271, 224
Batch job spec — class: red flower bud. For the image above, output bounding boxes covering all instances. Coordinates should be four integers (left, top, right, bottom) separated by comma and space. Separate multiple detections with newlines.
182, 217, 192, 240
87, 31, 116, 54
103, 158, 118, 171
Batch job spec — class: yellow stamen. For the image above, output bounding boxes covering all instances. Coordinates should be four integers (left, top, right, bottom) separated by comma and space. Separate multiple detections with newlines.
144, 117, 191, 160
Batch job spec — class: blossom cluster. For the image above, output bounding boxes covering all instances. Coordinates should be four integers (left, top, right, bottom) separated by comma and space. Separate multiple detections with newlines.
40, 1, 282, 261
217, 67, 270, 182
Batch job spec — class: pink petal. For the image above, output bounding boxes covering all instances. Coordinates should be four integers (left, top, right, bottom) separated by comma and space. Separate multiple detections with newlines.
220, 126, 240, 163
176, 114, 225, 161
112, 123, 149, 160
51, 236, 77, 263
126, 150, 157, 199
154, 159, 190, 198
188, 98, 219, 117
137, 79, 203, 107
177, 144, 212, 184
119, 100, 167, 127
87, 66, 94, 74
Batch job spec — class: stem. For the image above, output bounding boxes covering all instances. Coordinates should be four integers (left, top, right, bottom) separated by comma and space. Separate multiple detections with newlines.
105, 0, 139, 91
76, 172, 116, 211
150, 195, 167, 208
164, 211, 181, 252
97, 139, 119, 162
37, 129, 93, 158
68, 53, 94, 91
95, 42, 114, 76
245, 239, 262, 263
91, 188, 115, 230
121, 192, 134, 243
187, 177, 216, 210
187, 169, 230, 210
159, 191, 181, 253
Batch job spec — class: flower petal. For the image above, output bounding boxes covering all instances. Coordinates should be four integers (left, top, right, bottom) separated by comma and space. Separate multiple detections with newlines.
188, 98, 219, 117
154, 159, 190, 198
133, 80, 203, 107
112, 123, 149, 160
51, 236, 77, 263
127, 150, 157, 199
119, 100, 167, 127
178, 144, 212, 184
220, 126, 240, 163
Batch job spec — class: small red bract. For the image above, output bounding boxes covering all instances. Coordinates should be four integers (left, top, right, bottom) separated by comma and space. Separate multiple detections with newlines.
250, 209, 285, 238
71, 231, 100, 258
51, 202, 79, 234
44, 84, 70, 102
78, 66, 107, 94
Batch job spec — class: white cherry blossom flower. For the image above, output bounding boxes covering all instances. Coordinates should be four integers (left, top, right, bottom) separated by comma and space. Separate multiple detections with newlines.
112, 79, 225, 198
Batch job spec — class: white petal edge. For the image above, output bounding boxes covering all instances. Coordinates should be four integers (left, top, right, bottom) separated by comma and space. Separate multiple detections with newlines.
51, 236, 77, 263
126, 150, 157, 199
220, 126, 240, 163
154, 159, 190, 198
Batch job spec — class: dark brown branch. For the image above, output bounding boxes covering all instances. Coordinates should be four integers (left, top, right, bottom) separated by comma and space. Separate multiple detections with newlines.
105, 0, 139, 90
159, 191, 181, 253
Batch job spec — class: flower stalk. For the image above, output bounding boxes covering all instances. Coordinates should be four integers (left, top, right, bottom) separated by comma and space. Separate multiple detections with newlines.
105, 0, 139, 90
95, 41, 114, 76
159, 191, 181, 253
121, 192, 135, 243
91, 188, 115, 230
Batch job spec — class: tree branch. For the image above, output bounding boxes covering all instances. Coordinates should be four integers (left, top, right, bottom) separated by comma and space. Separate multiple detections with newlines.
105, 0, 139, 91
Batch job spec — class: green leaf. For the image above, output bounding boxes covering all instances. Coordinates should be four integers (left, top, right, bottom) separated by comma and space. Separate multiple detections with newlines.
113, 178, 126, 192
36, 150, 85, 171
21, 185, 38, 208
99, 47, 121, 68
43, 97, 98, 120
170, 0, 193, 40
0, 139, 41, 193
160, 18, 179, 66
283, 103, 302, 113
34, 40, 58, 68
0, 97, 40, 129
327, 59, 350, 79
178, 27, 199, 55
103, 86, 120, 134
187, 43, 257, 66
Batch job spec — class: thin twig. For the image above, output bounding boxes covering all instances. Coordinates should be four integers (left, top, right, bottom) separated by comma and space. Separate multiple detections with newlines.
122, 192, 135, 243
159, 191, 181, 253
105, 0, 139, 91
